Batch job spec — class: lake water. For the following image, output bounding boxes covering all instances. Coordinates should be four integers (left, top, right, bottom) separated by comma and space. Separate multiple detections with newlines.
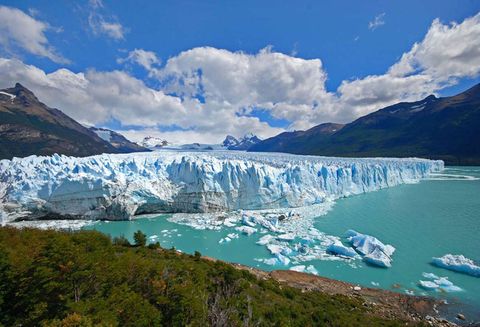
84, 166, 480, 319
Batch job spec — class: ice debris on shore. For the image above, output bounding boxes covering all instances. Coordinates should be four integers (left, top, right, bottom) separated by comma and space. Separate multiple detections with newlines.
431, 254, 480, 277
345, 230, 395, 267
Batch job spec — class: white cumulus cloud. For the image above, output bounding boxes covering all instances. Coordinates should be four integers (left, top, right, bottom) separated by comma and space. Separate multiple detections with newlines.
0, 6, 68, 64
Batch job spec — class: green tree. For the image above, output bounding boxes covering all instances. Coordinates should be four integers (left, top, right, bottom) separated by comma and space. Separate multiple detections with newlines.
133, 230, 146, 247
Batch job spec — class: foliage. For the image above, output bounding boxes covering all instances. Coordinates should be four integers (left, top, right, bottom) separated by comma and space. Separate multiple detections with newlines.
0, 227, 412, 326
133, 230, 147, 247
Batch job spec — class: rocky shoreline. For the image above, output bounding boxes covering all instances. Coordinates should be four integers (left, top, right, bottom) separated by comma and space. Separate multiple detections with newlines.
204, 255, 473, 326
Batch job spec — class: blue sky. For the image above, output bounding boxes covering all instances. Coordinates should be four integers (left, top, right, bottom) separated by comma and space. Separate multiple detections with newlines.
0, 1, 479, 143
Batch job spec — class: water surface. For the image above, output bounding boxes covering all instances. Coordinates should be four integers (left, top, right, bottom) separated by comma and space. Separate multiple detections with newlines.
85, 167, 480, 318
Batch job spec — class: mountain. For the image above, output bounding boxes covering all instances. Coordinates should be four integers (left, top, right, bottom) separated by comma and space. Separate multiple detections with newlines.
250, 83, 480, 165
222, 133, 262, 150
250, 123, 344, 153
0, 83, 121, 159
140, 136, 170, 149
89, 127, 149, 153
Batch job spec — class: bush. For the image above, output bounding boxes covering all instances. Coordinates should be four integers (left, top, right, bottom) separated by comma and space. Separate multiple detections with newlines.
133, 230, 146, 247
113, 235, 130, 247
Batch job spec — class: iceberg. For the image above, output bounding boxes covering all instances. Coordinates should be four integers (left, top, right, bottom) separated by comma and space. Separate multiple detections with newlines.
418, 276, 462, 292
418, 280, 439, 290
256, 234, 275, 245
0, 151, 443, 223
326, 240, 357, 258
432, 254, 480, 277
363, 247, 392, 268
235, 226, 257, 236
346, 230, 395, 267
290, 265, 306, 272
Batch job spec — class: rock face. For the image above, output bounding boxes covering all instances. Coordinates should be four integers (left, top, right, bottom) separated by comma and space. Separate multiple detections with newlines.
0, 151, 443, 222
89, 127, 149, 153
0, 83, 119, 159
250, 83, 480, 165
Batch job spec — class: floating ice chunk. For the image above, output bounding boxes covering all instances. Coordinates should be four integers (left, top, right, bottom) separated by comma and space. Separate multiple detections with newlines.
275, 253, 290, 266
242, 215, 256, 227
290, 265, 306, 272
276, 233, 295, 241
266, 244, 292, 256
363, 247, 392, 268
267, 244, 283, 255
218, 236, 234, 244
432, 254, 480, 277
256, 234, 275, 245
148, 234, 159, 241
371, 281, 379, 287
418, 276, 462, 292
262, 258, 278, 265
235, 226, 257, 235
223, 218, 237, 227
422, 272, 439, 279
305, 265, 318, 275
418, 280, 439, 290
326, 241, 357, 257
256, 253, 290, 266
346, 229, 395, 267
434, 277, 453, 287
347, 230, 395, 256
227, 233, 239, 239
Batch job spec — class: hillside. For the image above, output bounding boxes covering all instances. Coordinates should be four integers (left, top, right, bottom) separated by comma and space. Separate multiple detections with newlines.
0, 83, 119, 159
89, 126, 149, 153
250, 83, 480, 165
0, 227, 442, 326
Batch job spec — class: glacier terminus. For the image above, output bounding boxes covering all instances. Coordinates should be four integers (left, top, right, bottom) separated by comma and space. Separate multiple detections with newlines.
0, 151, 443, 224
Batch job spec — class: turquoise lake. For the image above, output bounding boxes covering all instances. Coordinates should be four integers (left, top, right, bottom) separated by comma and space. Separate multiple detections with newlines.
85, 166, 480, 318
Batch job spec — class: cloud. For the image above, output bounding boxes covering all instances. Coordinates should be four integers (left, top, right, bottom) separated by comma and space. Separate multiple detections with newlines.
117, 49, 161, 76
0, 58, 283, 143
368, 13, 385, 31
1, 12, 479, 143
389, 13, 480, 80
87, 2, 126, 40
0, 6, 68, 64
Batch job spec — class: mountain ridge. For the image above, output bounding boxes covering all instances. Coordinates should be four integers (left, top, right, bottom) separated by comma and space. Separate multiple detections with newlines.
250, 83, 480, 165
0, 83, 142, 159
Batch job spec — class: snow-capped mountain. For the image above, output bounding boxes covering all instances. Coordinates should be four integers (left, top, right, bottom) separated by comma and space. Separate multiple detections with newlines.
89, 127, 148, 153
140, 136, 170, 149
0, 151, 443, 222
222, 133, 262, 150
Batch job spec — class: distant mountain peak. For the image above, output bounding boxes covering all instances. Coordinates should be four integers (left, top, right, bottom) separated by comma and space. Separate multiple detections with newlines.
140, 136, 169, 148
222, 135, 239, 147
223, 133, 261, 150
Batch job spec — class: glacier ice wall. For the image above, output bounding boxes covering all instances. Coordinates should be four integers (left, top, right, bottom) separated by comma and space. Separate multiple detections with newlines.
0, 151, 443, 223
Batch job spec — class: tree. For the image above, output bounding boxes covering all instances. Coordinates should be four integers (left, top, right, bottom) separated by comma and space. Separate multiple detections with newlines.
133, 230, 146, 247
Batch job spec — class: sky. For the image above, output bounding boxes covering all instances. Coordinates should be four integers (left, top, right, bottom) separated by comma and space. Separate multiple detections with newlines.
0, 0, 479, 144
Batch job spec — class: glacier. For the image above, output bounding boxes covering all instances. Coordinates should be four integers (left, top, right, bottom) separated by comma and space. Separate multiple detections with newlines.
0, 151, 443, 224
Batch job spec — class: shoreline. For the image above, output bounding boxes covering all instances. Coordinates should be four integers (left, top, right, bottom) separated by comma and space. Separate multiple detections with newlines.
203, 255, 463, 326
